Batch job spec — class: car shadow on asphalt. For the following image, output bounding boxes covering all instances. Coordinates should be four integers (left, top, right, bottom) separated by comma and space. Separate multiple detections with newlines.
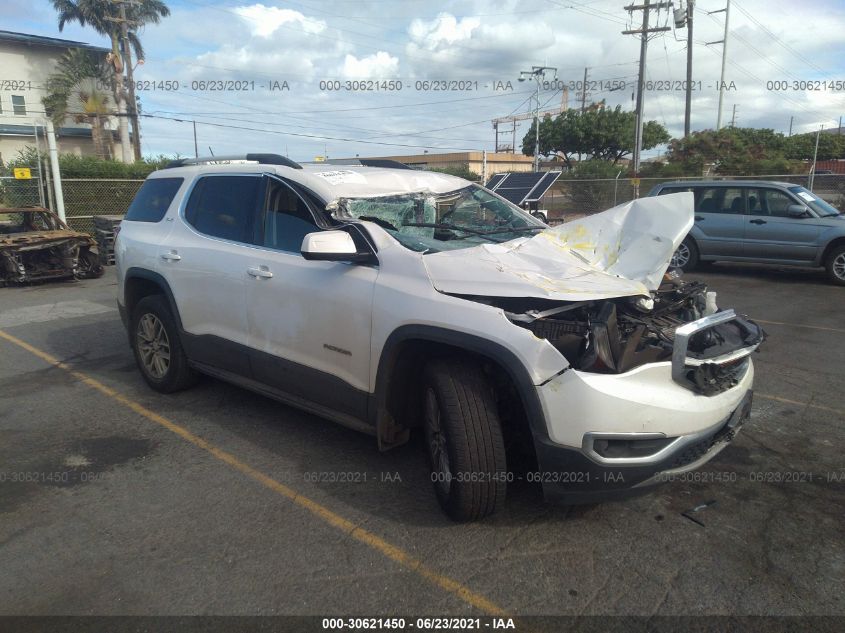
690, 262, 833, 286
41, 317, 590, 527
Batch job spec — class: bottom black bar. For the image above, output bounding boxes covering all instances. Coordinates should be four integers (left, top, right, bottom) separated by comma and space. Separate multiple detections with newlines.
0, 616, 841, 633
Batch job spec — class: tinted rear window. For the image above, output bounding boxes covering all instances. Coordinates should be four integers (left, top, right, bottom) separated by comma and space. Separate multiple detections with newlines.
125, 178, 183, 222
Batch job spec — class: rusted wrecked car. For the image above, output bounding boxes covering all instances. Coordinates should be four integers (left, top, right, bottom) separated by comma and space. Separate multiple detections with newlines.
0, 207, 104, 286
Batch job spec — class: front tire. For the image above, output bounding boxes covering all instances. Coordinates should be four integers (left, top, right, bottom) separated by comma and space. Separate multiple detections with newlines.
422, 358, 507, 521
825, 244, 845, 286
130, 295, 198, 393
671, 237, 700, 272
76, 249, 104, 279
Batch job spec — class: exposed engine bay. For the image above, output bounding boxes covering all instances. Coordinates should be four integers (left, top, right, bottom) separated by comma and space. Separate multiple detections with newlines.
459, 272, 765, 396
0, 208, 104, 286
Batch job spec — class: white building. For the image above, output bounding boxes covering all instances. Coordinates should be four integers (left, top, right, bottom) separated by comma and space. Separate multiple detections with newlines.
0, 30, 128, 165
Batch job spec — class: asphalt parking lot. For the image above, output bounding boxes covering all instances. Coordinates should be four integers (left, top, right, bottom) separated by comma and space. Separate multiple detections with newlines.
1, 263, 844, 619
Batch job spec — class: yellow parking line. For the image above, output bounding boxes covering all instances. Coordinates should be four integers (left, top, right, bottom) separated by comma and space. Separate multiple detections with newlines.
757, 393, 844, 418
0, 329, 508, 617
755, 319, 845, 334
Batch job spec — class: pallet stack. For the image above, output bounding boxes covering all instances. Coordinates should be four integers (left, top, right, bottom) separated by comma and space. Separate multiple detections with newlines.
92, 215, 123, 266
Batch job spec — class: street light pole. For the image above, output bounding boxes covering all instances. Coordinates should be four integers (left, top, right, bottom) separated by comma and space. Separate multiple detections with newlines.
519, 66, 557, 172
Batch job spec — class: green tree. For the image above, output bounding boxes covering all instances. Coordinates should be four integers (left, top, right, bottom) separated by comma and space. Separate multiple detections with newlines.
522, 106, 670, 167
42, 48, 114, 160
51, 0, 170, 161
785, 132, 845, 161
665, 127, 805, 175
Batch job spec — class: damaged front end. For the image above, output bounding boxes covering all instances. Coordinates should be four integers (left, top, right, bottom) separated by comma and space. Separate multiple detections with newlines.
473, 273, 764, 396
0, 208, 104, 286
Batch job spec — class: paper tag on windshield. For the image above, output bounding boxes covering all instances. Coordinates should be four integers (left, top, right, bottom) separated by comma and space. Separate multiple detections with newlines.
797, 191, 815, 202
314, 170, 367, 185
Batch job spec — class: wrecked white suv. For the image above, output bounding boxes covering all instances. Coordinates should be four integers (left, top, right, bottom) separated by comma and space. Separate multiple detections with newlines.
116, 154, 763, 521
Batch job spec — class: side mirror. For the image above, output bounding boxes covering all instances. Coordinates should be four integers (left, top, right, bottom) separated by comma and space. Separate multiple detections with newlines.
787, 204, 807, 218
301, 230, 372, 263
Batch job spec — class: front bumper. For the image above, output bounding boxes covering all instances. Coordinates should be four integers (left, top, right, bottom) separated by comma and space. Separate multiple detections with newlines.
533, 389, 753, 504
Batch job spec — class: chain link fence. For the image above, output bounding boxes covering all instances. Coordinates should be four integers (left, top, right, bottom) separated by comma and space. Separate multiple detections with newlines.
7, 174, 844, 233
0, 176, 46, 209
541, 173, 845, 221
62, 179, 145, 233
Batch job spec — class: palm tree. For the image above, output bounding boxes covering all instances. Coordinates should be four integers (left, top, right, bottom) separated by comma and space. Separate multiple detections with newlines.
51, 0, 170, 161
42, 48, 114, 159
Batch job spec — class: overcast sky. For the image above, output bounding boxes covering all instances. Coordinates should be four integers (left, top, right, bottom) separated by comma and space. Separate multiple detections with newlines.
7, 0, 845, 161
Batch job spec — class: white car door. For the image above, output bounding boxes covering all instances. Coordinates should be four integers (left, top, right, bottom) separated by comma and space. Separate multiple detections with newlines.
159, 173, 263, 376
244, 176, 378, 422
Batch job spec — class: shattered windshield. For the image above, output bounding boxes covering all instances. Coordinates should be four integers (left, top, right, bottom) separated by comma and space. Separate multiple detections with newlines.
336, 184, 546, 253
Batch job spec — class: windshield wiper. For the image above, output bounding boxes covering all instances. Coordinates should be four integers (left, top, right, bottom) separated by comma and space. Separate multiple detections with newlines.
480, 225, 547, 236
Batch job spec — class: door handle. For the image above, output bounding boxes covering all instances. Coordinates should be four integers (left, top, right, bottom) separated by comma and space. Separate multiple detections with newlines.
247, 266, 273, 279
749, 219, 767, 225
160, 251, 181, 261
694, 215, 704, 221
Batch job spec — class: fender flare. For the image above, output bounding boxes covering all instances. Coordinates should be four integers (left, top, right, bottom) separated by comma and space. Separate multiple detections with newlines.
371, 324, 549, 442
124, 267, 184, 330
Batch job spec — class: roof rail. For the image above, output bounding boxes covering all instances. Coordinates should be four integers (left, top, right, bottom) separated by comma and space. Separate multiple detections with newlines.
313, 158, 413, 170
165, 153, 302, 169
359, 158, 413, 170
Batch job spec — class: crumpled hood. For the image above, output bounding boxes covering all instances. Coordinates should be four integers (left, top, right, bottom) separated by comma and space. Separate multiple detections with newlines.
423, 192, 694, 301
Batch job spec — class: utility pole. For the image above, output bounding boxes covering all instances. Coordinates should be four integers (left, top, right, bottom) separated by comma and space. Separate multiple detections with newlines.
493, 120, 499, 152
674, 0, 695, 137
788, 116, 794, 136
580, 67, 590, 112
809, 125, 823, 192
45, 119, 66, 222
623, 0, 672, 178
706, 0, 731, 130
192, 120, 198, 158
519, 65, 557, 171
730, 104, 737, 128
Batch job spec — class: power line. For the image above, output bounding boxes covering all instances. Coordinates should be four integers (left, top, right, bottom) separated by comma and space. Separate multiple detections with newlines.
546, 0, 631, 26
731, 0, 833, 80
139, 112, 492, 150
145, 88, 538, 116
623, 0, 672, 177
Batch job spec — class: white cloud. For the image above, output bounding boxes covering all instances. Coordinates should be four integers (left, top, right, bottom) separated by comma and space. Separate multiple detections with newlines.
233, 4, 326, 38
340, 52, 399, 79
408, 13, 481, 50
15, 0, 841, 158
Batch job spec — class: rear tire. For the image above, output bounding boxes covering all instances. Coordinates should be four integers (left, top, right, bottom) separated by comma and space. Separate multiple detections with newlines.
825, 244, 845, 286
671, 237, 700, 272
422, 358, 507, 521
130, 295, 198, 393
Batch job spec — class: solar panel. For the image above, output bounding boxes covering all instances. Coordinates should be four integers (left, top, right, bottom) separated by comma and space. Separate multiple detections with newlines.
524, 171, 561, 202
485, 172, 560, 206
484, 173, 507, 190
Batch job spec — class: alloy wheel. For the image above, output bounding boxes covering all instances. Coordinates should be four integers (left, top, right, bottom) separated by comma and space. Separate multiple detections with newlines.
834, 252, 845, 281
671, 243, 691, 269
136, 313, 171, 379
